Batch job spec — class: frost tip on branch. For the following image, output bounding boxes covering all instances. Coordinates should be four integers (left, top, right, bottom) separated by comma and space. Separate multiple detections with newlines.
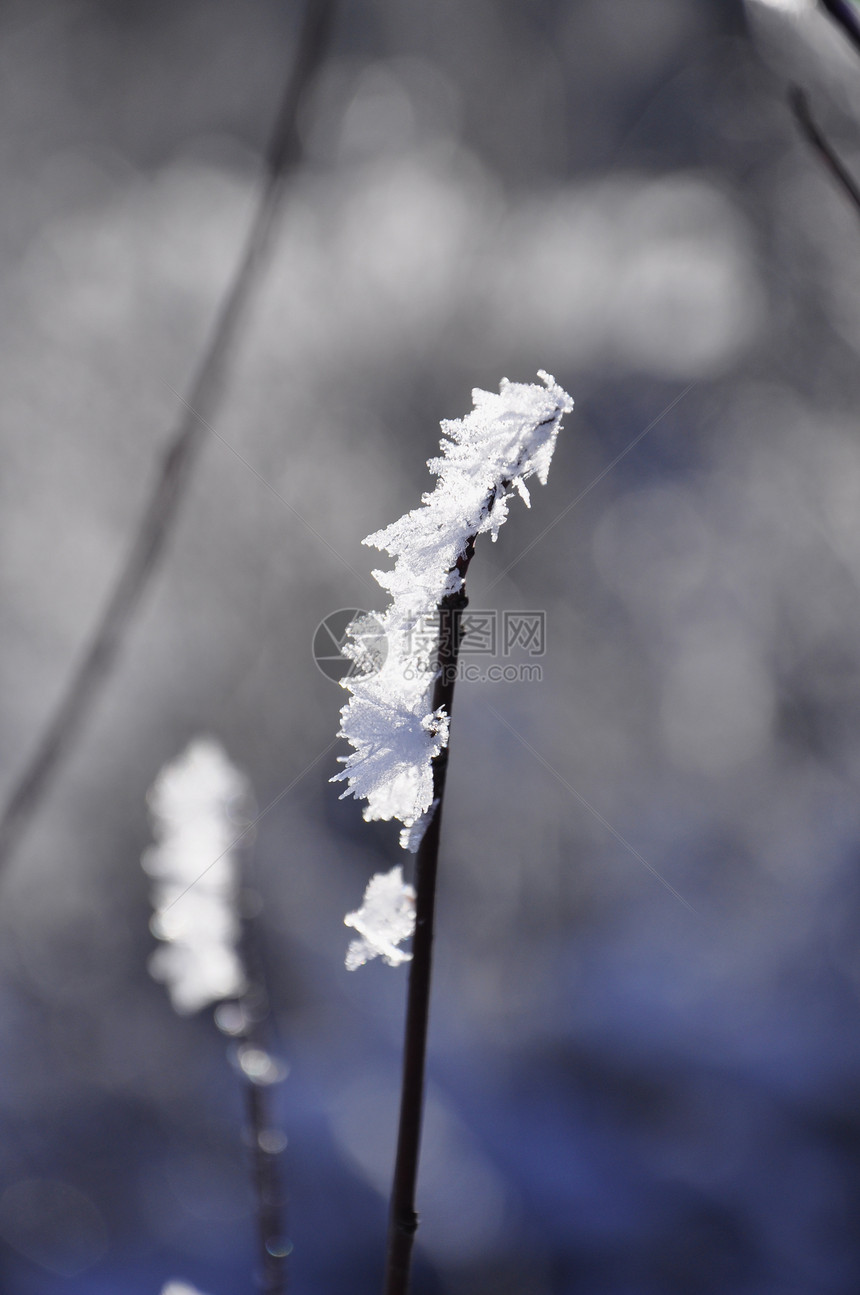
332, 371, 573, 848
344, 866, 416, 970
143, 738, 251, 1015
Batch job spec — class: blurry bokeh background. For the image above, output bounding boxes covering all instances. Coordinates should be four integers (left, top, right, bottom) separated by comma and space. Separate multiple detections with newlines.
4, 0, 860, 1290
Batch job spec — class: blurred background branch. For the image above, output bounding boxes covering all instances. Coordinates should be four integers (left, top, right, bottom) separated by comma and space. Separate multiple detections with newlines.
821, 0, 860, 56
790, 85, 860, 217
0, 0, 337, 875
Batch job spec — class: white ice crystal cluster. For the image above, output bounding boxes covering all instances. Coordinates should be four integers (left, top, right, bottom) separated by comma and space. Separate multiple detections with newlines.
333, 371, 573, 850
344, 866, 417, 970
143, 738, 251, 1015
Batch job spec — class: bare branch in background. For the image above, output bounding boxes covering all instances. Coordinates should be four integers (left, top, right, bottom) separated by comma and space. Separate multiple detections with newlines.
820, 0, 860, 57
0, 0, 338, 873
790, 85, 860, 221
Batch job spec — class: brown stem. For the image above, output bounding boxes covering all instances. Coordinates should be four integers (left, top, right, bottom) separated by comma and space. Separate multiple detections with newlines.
0, 0, 338, 872
383, 539, 476, 1295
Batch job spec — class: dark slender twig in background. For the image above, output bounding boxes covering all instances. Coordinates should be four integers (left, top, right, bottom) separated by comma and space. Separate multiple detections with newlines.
383, 540, 475, 1295
790, 86, 860, 221
0, 0, 337, 873
239, 978, 287, 1295
238, 848, 289, 1295
820, 0, 860, 57
245, 1073, 285, 1294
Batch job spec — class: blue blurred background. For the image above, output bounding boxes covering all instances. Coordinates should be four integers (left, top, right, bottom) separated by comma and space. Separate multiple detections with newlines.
4, 0, 860, 1290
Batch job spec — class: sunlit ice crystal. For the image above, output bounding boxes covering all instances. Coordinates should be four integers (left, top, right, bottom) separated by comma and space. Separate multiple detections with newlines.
344, 866, 416, 970
333, 372, 572, 848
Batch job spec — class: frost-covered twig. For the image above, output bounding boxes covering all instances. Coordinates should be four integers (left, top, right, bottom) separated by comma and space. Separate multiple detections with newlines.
144, 739, 288, 1295
333, 374, 573, 1295
0, 0, 337, 877
382, 552, 471, 1295
333, 372, 572, 846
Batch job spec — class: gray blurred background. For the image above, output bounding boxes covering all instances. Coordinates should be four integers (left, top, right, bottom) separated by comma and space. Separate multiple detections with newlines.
4, 0, 860, 1291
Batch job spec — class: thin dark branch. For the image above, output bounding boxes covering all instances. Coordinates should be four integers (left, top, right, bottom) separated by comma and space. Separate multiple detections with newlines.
244, 1074, 286, 1295
0, 0, 337, 872
820, 0, 860, 57
238, 831, 288, 1295
790, 86, 860, 221
383, 539, 476, 1295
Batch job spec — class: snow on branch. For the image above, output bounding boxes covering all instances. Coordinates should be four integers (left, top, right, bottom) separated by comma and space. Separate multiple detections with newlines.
332, 371, 573, 849
143, 738, 251, 1015
344, 866, 416, 970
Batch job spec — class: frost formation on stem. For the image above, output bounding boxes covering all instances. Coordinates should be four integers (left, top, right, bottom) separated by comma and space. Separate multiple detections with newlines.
333, 371, 573, 849
143, 738, 251, 1015
344, 866, 417, 970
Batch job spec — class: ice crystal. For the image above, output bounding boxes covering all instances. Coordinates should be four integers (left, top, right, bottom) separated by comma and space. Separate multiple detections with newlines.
399, 798, 439, 853
143, 738, 251, 1015
344, 866, 417, 970
333, 371, 573, 846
